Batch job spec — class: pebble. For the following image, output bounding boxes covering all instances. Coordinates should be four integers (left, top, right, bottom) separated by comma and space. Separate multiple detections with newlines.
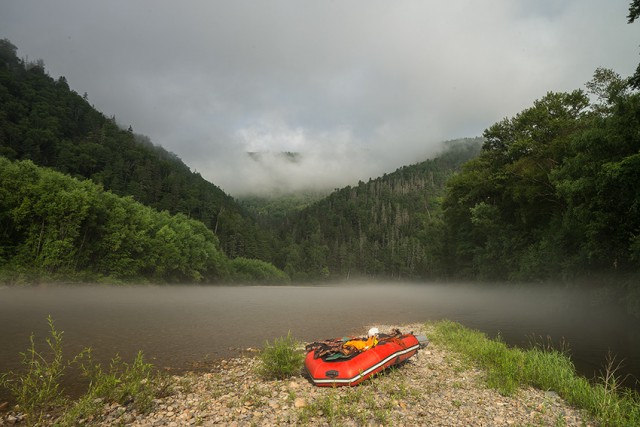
0, 323, 597, 427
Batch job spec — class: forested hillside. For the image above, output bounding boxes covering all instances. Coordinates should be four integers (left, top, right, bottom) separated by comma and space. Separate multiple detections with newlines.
0, 39, 276, 263
276, 139, 482, 280
442, 69, 640, 292
238, 190, 330, 227
0, 157, 289, 283
2, 33, 639, 301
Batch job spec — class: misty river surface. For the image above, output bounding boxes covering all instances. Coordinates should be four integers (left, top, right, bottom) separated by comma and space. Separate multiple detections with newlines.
1, 284, 639, 391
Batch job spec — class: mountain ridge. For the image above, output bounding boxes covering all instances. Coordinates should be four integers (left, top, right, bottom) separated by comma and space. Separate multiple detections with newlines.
0, 38, 482, 281
0, 38, 276, 262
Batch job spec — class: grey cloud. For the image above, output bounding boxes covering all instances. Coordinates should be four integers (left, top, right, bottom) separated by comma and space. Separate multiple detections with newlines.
1, 0, 637, 194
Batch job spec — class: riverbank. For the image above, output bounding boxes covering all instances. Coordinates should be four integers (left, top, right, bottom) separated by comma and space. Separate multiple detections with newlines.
1, 322, 597, 426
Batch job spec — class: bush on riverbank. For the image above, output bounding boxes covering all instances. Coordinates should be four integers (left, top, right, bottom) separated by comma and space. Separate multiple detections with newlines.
0, 157, 293, 285
229, 257, 291, 284
0, 316, 67, 423
429, 320, 640, 427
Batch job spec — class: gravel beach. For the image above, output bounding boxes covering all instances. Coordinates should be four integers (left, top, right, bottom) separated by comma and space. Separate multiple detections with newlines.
1, 323, 596, 426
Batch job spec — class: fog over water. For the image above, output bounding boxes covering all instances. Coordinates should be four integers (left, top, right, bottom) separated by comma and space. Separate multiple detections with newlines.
1, 284, 638, 391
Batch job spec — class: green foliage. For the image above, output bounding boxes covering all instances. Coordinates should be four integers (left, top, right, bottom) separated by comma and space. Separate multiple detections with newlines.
60, 350, 170, 424
442, 71, 640, 286
257, 332, 304, 380
0, 157, 232, 283
0, 40, 277, 265
0, 316, 68, 425
238, 190, 329, 227
278, 138, 482, 280
429, 320, 525, 395
0, 317, 169, 426
230, 257, 290, 284
429, 320, 640, 426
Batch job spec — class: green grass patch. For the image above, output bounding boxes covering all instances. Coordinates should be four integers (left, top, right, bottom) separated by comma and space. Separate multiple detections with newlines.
428, 320, 640, 426
257, 332, 305, 380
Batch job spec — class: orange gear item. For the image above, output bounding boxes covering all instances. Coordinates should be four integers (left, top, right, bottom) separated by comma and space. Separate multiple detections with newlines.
344, 335, 378, 352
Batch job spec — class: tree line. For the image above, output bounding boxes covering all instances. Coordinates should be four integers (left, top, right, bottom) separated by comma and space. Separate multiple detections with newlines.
273, 139, 482, 280
0, 157, 288, 284
1, 26, 640, 299
0, 38, 277, 265
442, 69, 640, 287
273, 67, 639, 297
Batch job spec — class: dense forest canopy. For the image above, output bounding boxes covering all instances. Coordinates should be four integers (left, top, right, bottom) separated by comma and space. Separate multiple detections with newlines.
273, 139, 482, 280
0, 157, 291, 284
1, 23, 640, 311
442, 70, 640, 286
0, 38, 277, 264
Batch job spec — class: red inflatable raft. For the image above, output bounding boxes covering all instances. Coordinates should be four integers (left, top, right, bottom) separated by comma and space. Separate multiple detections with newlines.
304, 332, 428, 387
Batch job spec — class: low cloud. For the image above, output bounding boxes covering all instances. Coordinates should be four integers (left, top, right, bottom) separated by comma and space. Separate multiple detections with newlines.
1, 0, 637, 194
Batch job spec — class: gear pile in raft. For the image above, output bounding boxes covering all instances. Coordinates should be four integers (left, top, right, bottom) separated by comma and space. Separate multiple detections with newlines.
304, 328, 429, 387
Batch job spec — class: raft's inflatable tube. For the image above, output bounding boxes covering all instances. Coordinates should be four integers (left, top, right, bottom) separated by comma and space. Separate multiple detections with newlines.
304, 334, 428, 387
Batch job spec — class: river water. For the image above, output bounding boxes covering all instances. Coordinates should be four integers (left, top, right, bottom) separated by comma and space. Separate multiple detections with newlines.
1, 284, 639, 392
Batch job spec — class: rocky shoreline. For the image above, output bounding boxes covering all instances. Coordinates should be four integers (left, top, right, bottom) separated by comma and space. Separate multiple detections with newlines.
1, 323, 596, 426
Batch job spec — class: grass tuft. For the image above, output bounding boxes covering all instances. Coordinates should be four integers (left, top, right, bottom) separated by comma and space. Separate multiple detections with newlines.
0, 315, 68, 425
0, 316, 170, 426
257, 332, 305, 380
60, 349, 171, 424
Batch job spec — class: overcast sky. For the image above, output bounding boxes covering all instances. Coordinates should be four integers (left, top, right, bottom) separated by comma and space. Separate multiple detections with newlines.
1, 1, 638, 195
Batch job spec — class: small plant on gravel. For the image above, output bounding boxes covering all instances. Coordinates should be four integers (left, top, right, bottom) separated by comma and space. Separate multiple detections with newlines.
257, 332, 304, 380
555, 413, 568, 427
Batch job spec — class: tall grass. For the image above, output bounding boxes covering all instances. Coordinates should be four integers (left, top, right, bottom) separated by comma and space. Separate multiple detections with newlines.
257, 332, 305, 380
0, 316, 68, 425
429, 320, 640, 426
0, 316, 169, 426
59, 349, 171, 425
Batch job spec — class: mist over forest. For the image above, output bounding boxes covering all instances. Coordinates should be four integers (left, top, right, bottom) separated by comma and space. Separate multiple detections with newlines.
2, 4, 640, 426
0, 30, 640, 315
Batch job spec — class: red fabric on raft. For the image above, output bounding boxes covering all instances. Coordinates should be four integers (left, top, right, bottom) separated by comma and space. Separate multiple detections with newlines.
304, 332, 420, 387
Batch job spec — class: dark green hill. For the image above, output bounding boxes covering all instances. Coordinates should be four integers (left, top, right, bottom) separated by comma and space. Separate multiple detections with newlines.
442, 76, 640, 285
276, 138, 482, 280
0, 39, 275, 262
0, 157, 229, 282
238, 190, 330, 227
0, 157, 291, 284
